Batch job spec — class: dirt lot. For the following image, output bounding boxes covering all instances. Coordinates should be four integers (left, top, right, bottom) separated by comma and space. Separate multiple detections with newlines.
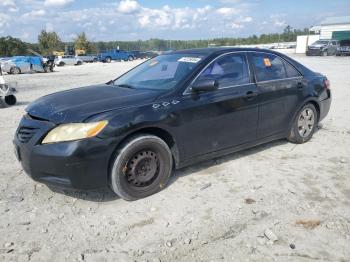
1, 55, 350, 262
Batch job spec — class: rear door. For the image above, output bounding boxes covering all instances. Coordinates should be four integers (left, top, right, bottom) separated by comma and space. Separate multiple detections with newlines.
178, 52, 259, 158
248, 52, 303, 138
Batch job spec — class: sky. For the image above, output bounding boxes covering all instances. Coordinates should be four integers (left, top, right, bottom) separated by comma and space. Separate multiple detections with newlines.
0, 0, 350, 43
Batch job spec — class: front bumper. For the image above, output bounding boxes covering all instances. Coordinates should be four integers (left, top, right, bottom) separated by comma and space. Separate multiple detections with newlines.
336, 50, 350, 55
319, 90, 332, 122
306, 49, 324, 56
13, 115, 118, 190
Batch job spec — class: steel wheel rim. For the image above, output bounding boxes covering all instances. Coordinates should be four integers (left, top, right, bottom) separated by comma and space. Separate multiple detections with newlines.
297, 108, 315, 138
125, 150, 160, 187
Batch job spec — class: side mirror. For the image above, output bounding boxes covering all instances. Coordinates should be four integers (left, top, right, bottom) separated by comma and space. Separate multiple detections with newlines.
192, 78, 218, 92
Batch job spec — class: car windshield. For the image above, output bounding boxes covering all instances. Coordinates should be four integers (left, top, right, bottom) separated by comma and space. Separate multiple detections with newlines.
113, 54, 204, 90
314, 40, 329, 45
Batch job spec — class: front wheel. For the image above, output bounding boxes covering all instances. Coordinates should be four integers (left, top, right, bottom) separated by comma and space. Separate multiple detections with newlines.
287, 103, 318, 144
110, 135, 173, 201
10, 67, 21, 75
322, 50, 328, 56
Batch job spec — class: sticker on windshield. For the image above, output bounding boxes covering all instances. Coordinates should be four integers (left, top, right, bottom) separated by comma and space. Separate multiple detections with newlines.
149, 59, 159, 67
178, 57, 201, 63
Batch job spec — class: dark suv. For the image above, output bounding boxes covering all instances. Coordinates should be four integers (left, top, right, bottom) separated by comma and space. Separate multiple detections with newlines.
14, 48, 331, 200
306, 40, 339, 56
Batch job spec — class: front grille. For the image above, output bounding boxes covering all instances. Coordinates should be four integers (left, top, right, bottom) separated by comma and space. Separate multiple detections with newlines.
17, 127, 38, 143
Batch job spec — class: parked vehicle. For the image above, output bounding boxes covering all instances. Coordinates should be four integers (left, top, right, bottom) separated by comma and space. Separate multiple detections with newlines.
306, 40, 339, 56
14, 48, 331, 200
98, 49, 135, 63
1, 56, 54, 74
55, 55, 83, 66
336, 40, 350, 56
0, 64, 17, 108
76, 54, 98, 63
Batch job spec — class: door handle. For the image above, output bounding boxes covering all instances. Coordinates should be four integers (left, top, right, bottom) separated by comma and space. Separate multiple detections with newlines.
297, 82, 304, 89
245, 91, 258, 100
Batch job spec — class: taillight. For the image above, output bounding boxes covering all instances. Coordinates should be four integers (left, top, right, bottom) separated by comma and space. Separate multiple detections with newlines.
324, 79, 330, 89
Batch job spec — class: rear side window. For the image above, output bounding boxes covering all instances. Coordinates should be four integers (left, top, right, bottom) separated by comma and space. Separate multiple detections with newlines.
251, 53, 289, 82
284, 61, 301, 78
197, 53, 250, 88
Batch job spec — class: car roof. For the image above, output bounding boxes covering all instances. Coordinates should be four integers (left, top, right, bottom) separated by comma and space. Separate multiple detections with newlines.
171, 47, 282, 56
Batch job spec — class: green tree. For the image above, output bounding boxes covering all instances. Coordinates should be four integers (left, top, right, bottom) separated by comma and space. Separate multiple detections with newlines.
0, 36, 28, 56
38, 30, 63, 55
74, 32, 89, 51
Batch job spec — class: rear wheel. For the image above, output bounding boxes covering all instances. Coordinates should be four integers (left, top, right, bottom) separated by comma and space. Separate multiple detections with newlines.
105, 57, 112, 63
59, 62, 65, 67
322, 50, 328, 56
128, 56, 134, 61
288, 103, 318, 144
76, 61, 82, 66
110, 134, 173, 201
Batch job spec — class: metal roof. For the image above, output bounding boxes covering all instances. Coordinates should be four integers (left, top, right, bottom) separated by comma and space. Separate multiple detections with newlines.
320, 16, 350, 26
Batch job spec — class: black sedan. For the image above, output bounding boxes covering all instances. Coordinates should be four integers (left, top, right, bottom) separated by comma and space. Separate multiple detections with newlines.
14, 48, 331, 200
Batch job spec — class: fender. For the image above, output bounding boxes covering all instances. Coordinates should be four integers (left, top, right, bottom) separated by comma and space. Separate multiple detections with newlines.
288, 96, 320, 133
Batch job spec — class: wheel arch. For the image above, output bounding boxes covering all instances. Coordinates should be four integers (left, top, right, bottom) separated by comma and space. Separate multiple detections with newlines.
110, 126, 180, 171
289, 98, 321, 131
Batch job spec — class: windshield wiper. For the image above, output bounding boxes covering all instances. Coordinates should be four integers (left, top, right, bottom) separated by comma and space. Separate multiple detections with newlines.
116, 84, 135, 89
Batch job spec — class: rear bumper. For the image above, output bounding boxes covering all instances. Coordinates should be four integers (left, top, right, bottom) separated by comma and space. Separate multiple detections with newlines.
13, 115, 119, 190
319, 90, 331, 122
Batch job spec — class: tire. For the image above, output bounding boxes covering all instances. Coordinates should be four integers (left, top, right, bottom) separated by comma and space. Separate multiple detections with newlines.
76, 61, 82, 66
4, 95, 16, 106
59, 62, 65, 67
105, 57, 112, 63
287, 103, 318, 144
0, 98, 7, 108
110, 134, 173, 201
93, 58, 98, 63
128, 56, 134, 61
322, 50, 328, 56
10, 67, 20, 75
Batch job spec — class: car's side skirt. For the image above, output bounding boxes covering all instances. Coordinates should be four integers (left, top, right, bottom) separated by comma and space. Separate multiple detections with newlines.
176, 132, 286, 169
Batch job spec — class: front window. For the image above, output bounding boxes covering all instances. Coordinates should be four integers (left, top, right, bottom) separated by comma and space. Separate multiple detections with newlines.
113, 54, 204, 90
195, 53, 250, 88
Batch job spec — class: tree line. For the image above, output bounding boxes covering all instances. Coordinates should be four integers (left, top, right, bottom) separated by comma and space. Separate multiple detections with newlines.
0, 26, 312, 57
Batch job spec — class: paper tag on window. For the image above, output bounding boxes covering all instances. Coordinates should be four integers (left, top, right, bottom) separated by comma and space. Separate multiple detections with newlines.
263, 58, 272, 67
178, 57, 201, 63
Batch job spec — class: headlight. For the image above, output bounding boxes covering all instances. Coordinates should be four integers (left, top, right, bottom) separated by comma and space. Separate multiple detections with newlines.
42, 121, 108, 144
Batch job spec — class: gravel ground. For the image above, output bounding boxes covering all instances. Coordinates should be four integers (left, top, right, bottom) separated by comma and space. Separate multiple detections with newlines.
0, 55, 350, 262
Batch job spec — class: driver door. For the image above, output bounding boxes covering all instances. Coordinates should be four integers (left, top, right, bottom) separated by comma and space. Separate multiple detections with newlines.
177, 52, 259, 159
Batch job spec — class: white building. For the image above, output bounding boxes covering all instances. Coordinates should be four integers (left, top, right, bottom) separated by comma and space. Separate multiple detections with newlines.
310, 16, 350, 40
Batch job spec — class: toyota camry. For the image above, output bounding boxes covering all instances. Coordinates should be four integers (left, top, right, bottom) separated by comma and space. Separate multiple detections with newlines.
14, 48, 331, 200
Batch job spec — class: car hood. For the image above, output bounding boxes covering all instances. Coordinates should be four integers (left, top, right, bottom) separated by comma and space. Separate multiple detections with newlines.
310, 44, 326, 48
26, 84, 160, 123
